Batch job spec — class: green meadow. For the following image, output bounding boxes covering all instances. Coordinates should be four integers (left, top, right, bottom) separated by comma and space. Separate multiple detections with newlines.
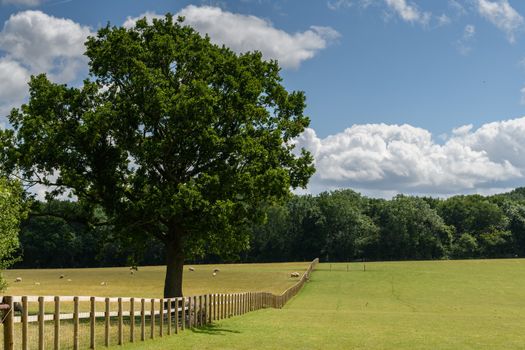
114, 260, 525, 350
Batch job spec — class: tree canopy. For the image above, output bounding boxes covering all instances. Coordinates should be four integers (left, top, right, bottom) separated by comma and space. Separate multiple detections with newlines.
0, 14, 314, 297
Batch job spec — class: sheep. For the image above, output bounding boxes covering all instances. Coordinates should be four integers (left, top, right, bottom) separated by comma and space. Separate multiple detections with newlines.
67, 279, 72, 282
100, 282, 106, 286
14, 277, 22, 282
213, 268, 220, 273
188, 267, 195, 272
290, 272, 300, 278
212, 272, 217, 277
34, 282, 40, 286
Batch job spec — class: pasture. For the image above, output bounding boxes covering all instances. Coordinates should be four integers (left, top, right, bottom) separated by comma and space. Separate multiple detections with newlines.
2, 262, 311, 298
114, 259, 525, 350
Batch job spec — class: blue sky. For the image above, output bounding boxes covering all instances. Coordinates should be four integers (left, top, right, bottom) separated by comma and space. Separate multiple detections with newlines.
1, 0, 525, 197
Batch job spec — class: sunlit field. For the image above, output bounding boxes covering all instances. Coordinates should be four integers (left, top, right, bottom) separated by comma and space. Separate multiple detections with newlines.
2, 262, 311, 298
116, 259, 525, 350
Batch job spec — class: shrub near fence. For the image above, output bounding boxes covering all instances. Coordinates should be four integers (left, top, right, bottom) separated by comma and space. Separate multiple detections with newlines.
1, 258, 318, 350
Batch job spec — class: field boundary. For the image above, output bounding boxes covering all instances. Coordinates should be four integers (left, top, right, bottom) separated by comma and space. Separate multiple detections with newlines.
1, 258, 318, 350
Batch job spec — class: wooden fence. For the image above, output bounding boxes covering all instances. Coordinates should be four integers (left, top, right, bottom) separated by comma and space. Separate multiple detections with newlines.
1, 258, 318, 350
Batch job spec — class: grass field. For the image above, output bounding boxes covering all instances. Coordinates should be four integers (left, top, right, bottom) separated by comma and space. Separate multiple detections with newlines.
1, 262, 311, 298
112, 259, 525, 350
0, 262, 311, 350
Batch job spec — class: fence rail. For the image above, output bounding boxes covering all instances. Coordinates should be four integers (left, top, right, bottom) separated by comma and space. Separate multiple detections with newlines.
1, 258, 318, 350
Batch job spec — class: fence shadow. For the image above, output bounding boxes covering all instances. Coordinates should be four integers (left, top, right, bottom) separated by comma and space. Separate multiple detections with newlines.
190, 323, 241, 335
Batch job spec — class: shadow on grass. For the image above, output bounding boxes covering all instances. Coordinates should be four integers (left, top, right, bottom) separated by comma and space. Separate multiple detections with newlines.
189, 323, 242, 335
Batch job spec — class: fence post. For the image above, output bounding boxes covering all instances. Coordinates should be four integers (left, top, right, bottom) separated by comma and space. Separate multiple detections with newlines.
140, 299, 145, 341
192, 296, 198, 327
159, 298, 164, 337
39, 296, 45, 350
2, 296, 14, 350
180, 298, 185, 331
90, 297, 96, 349
118, 298, 123, 345
130, 298, 135, 343
150, 299, 155, 339
166, 298, 172, 335
73, 296, 79, 350
22, 296, 28, 350
54, 296, 60, 350
174, 298, 179, 334
104, 298, 110, 347
196, 296, 200, 327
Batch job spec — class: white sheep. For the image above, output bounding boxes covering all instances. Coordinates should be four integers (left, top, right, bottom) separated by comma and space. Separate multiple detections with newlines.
188, 267, 195, 272
212, 272, 217, 277
67, 279, 72, 282
100, 282, 106, 286
34, 282, 40, 285
14, 277, 22, 282
291, 272, 300, 278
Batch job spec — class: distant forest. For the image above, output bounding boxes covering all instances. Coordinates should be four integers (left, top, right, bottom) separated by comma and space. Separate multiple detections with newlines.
14, 187, 525, 268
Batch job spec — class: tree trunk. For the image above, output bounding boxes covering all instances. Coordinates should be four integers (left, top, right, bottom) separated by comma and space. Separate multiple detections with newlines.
164, 235, 184, 298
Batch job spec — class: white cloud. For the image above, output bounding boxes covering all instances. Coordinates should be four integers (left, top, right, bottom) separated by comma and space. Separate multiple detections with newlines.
0, 10, 92, 117
125, 6, 340, 69
1, 0, 40, 6
293, 118, 525, 196
384, 0, 431, 25
123, 11, 162, 29
477, 0, 523, 43
327, 0, 353, 10
0, 58, 30, 116
456, 24, 476, 55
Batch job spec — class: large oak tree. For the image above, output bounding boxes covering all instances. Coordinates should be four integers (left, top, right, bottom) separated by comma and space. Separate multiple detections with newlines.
0, 15, 314, 297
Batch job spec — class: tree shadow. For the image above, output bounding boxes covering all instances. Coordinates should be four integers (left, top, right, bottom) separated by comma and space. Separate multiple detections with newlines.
189, 323, 241, 335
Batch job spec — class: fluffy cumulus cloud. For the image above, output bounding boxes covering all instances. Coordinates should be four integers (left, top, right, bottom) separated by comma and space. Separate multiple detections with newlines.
384, 0, 431, 25
0, 10, 92, 117
293, 117, 525, 197
124, 5, 340, 69
476, 0, 523, 43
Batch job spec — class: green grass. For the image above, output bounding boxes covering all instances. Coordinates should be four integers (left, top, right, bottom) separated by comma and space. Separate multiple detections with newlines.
114, 259, 525, 350
2, 262, 311, 298
0, 262, 311, 350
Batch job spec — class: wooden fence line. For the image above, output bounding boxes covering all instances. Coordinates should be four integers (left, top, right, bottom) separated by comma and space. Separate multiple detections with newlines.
1, 258, 318, 350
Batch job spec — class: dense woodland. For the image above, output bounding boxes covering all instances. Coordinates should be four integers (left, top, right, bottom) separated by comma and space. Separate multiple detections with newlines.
13, 187, 525, 268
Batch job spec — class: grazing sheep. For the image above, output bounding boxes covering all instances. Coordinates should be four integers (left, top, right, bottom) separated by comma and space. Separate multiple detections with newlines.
100, 282, 106, 286
59, 275, 64, 279
14, 277, 22, 282
188, 267, 195, 272
67, 279, 72, 282
291, 272, 300, 278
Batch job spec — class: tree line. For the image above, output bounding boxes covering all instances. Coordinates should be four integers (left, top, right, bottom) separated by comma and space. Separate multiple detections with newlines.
12, 187, 525, 269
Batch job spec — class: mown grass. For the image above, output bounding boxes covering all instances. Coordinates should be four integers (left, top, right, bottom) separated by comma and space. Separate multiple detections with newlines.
114, 259, 525, 350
